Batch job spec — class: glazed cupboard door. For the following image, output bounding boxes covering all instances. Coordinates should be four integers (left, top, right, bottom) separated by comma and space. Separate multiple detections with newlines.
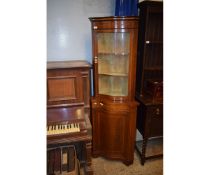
96, 32, 130, 97
90, 17, 139, 101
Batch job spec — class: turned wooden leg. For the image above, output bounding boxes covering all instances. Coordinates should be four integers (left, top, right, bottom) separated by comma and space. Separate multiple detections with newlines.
141, 138, 148, 165
84, 142, 93, 175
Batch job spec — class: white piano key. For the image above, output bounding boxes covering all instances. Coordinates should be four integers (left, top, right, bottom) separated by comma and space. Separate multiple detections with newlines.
47, 123, 80, 135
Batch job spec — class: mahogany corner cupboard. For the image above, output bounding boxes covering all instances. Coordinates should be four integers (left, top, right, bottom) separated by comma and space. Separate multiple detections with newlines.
89, 16, 139, 165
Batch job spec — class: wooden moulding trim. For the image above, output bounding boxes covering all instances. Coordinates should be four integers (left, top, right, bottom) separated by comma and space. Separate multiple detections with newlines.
47, 103, 84, 108
47, 60, 91, 69
89, 16, 139, 21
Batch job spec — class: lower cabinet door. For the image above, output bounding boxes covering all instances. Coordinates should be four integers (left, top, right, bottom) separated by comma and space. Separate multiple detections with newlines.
99, 108, 127, 157
92, 102, 136, 164
92, 101, 136, 165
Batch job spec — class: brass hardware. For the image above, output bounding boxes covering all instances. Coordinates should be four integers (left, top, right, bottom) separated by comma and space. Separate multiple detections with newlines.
93, 26, 98, 29
100, 102, 103, 106
156, 108, 160, 115
94, 56, 98, 63
94, 102, 97, 105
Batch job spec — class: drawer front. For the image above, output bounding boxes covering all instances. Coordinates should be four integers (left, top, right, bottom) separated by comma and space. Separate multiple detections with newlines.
147, 105, 163, 137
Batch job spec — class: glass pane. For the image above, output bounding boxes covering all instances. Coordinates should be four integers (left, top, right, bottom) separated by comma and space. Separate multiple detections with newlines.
97, 32, 130, 96
97, 33, 130, 54
99, 75, 128, 96
98, 54, 128, 75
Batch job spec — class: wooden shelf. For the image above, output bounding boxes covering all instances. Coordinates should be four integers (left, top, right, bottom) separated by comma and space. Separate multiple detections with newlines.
136, 137, 163, 158
99, 90, 127, 97
98, 52, 129, 56
99, 72, 128, 76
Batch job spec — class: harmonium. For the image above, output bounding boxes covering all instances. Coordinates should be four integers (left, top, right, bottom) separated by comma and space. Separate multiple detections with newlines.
46, 60, 93, 175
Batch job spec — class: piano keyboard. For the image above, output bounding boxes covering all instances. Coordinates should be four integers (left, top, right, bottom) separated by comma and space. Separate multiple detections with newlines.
47, 123, 80, 136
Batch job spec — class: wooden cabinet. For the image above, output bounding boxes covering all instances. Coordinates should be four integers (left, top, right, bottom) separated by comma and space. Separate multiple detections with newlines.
89, 16, 139, 165
47, 60, 91, 114
135, 1, 163, 165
